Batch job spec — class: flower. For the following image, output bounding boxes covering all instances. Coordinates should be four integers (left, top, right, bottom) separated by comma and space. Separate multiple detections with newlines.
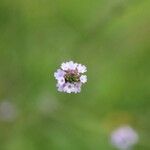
54, 69, 66, 80
57, 77, 65, 85
80, 75, 87, 83
77, 64, 87, 73
110, 126, 139, 150
54, 61, 87, 93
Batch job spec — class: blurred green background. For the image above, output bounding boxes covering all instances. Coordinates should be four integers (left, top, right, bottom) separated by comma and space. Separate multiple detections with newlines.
0, 0, 150, 149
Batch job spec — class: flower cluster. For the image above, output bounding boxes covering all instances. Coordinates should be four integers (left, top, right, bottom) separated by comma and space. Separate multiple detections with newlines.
110, 126, 139, 150
54, 61, 87, 93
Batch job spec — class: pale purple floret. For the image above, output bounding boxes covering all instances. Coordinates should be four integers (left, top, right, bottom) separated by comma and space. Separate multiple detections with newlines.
56, 83, 64, 92
54, 69, 66, 80
74, 82, 82, 93
54, 61, 87, 93
80, 75, 87, 83
57, 77, 65, 85
110, 126, 139, 150
63, 82, 74, 93
77, 64, 87, 73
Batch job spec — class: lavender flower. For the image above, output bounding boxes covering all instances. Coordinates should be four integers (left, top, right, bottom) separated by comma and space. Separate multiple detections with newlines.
110, 126, 139, 150
54, 61, 87, 93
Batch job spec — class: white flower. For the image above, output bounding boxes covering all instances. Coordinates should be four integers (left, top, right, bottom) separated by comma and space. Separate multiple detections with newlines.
80, 75, 87, 83
77, 64, 87, 73
110, 126, 139, 150
61, 62, 70, 71
54, 61, 87, 93
61, 61, 78, 71
67, 61, 78, 70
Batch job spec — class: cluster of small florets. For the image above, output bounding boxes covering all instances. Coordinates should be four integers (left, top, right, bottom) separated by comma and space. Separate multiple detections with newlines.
54, 61, 87, 93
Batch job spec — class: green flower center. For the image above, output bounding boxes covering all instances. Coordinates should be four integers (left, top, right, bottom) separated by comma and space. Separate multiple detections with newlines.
65, 71, 80, 83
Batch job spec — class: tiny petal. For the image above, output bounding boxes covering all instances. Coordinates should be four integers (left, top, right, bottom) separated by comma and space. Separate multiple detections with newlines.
57, 84, 64, 92
67, 61, 77, 70
80, 75, 87, 83
77, 64, 87, 73
54, 69, 66, 79
63, 83, 74, 93
61, 62, 69, 70
57, 77, 65, 85
74, 82, 82, 93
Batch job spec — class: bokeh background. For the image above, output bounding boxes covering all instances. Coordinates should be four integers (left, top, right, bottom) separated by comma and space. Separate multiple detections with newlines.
0, 0, 150, 150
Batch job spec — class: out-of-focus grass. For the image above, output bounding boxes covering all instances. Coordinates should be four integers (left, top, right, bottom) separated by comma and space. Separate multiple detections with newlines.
0, 0, 150, 150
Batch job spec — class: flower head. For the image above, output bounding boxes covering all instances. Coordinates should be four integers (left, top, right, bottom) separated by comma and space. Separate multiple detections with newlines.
110, 126, 139, 150
54, 61, 87, 93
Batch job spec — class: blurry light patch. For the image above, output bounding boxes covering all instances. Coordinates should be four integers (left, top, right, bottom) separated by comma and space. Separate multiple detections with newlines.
36, 92, 60, 115
110, 125, 139, 150
0, 100, 18, 122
